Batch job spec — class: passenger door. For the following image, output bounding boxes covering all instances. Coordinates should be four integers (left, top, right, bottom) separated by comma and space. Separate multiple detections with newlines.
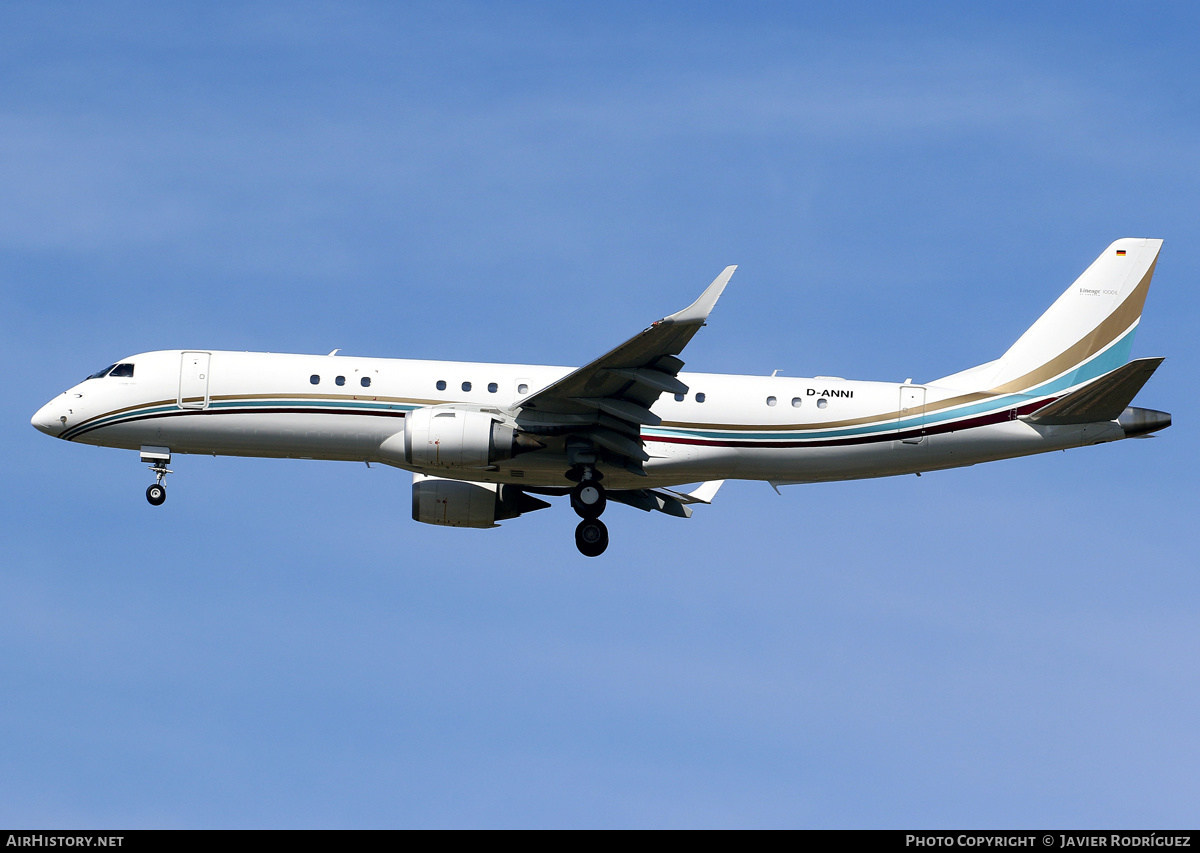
178, 352, 211, 410
898, 385, 926, 445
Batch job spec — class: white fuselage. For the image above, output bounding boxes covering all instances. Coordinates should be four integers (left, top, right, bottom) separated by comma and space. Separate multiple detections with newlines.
31, 349, 1121, 490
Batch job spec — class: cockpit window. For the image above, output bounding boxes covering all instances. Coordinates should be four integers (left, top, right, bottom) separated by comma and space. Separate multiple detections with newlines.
109, 363, 135, 378
86, 364, 117, 380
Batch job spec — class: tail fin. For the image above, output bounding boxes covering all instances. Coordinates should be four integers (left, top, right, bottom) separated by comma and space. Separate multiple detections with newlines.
936, 239, 1163, 395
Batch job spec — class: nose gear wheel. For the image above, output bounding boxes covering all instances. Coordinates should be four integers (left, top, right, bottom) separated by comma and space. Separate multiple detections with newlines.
144, 454, 172, 506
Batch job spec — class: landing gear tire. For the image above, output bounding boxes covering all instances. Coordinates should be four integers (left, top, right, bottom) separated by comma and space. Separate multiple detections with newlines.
570, 481, 607, 519
575, 519, 609, 557
146, 484, 166, 506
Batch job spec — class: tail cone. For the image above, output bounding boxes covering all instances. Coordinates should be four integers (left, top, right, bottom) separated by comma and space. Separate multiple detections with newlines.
1118, 406, 1171, 437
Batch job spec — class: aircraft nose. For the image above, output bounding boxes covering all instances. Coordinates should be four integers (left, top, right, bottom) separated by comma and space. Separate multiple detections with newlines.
31, 397, 67, 436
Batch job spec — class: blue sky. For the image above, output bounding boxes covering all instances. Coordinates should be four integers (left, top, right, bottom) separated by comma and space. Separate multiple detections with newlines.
2, 1, 1197, 828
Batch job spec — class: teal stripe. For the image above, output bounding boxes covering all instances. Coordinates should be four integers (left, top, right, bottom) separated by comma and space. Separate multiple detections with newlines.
68, 403, 180, 436
646, 326, 1139, 443
72, 326, 1139, 444
66, 398, 419, 439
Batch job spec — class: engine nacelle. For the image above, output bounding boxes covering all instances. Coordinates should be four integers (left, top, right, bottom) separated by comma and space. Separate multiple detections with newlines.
411, 475, 551, 528
403, 407, 517, 469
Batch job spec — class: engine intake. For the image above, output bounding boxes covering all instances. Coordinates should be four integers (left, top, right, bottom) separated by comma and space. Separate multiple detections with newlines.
403, 407, 525, 469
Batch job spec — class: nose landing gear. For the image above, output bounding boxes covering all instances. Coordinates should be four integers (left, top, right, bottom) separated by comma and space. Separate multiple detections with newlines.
140, 446, 171, 507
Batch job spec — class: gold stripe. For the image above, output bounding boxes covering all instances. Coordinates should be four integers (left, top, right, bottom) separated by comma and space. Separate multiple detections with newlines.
984, 256, 1155, 394
68, 392, 439, 432
660, 254, 1157, 433
75, 257, 1159, 438
208, 392, 440, 405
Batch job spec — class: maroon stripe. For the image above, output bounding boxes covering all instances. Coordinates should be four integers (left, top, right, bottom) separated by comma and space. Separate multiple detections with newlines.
648, 399, 1053, 449
70, 398, 1058, 450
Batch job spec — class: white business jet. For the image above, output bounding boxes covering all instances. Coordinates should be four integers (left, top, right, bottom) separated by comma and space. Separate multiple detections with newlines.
32, 239, 1170, 556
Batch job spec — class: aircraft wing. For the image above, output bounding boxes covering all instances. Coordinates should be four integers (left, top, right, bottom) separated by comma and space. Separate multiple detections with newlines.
513, 266, 736, 475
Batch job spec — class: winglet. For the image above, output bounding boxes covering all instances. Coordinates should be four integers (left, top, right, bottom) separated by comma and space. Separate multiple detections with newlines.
686, 479, 725, 504
655, 479, 725, 506
661, 265, 737, 325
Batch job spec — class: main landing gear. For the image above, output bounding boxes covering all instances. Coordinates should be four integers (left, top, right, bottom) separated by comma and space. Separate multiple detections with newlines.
574, 518, 608, 558
569, 467, 608, 557
570, 480, 606, 519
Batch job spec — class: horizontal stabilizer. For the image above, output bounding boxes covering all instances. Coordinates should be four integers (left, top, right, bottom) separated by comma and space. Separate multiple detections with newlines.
1024, 357, 1164, 425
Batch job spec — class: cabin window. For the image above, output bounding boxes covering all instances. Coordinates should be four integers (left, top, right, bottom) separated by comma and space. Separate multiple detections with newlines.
335, 375, 345, 386
488, 382, 498, 393
695, 392, 706, 403
817, 398, 828, 409
674, 393, 685, 402
86, 364, 116, 380
436, 380, 446, 391
361, 377, 371, 388
462, 381, 472, 392
517, 383, 529, 394
109, 363, 135, 378
766, 396, 777, 407
310, 375, 320, 385
791, 397, 802, 407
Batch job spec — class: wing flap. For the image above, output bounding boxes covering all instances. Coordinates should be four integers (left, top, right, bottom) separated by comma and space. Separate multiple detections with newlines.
604, 367, 689, 396
588, 427, 651, 462
571, 396, 663, 426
